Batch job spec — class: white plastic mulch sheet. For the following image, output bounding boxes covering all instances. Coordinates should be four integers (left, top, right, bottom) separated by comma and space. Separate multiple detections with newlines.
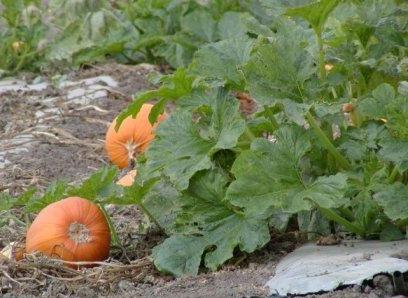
266, 240, 408, 296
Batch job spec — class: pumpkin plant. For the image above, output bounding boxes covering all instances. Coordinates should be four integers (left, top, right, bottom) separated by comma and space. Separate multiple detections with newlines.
26, 197, 111, 266
105, 103, 167, 169
112, 0, 408, 277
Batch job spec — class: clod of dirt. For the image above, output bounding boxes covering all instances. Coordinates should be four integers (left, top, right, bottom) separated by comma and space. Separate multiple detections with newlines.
316, 234, 342, 246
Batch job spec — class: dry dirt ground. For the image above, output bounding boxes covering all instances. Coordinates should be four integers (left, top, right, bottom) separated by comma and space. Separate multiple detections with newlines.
0, 63, 402, 297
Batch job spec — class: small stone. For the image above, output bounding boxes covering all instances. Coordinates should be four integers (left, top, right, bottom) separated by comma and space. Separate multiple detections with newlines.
118, 280, 135, 292
372, 274, 394, 296
364, 285, 373, 293
367, 293, 380, 298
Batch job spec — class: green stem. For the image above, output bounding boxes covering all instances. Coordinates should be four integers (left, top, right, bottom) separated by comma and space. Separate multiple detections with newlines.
319, 207, 364, 236
236, 140, 252, 147
13, 50, 38, 73
266, 113, 279, 130
317, 35, 326, 80
243, 126, 256, 142
338, 207, 354, 222
389, 166, 399, 183
25, 213, 31, 230
331, 87, 338, 99
133, 35, 165, 52
99, 204, 121, 247
306, 112, 352, 170
137, 201, 164, 231
396, 218, 408, 230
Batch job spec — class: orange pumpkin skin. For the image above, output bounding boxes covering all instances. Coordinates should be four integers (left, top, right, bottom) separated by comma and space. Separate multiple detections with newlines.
105, 104, 167, 169
117, 170, 137, 187
26, 197, 111, 266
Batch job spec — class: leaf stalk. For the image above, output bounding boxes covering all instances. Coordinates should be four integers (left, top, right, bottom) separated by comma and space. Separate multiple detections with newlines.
306, 112, 351, 170
99, 203, 121, 247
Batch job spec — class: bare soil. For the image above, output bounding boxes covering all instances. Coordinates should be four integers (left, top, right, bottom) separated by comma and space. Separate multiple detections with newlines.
0, 63, 400, 298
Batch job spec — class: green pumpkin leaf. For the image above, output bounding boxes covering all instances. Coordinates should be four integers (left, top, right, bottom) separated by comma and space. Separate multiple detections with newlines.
152, 169, 269, 277
142, 179, 182, 232
227, 125, 349, 216
144, 91, 245, 190
216, 11, 273, 39
153, 235, 207, 277
285, 0, 342, 36
379, 138, 408, 172
116, 68, 194, 128
175, 170, 232, 229
380, 223, 405, 241
189, 37, 254, 88
217, 12, 250, 39
373, 182, 408, 221
68, 166, 119, 201
243, 21, 316, 106
26, 181, 68, 213
181, 10, 216, 42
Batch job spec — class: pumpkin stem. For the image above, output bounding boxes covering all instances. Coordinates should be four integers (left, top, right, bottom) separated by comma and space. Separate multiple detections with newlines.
125, 141, 138, 163
98, 203, 122, 248
68, 222, 91, 244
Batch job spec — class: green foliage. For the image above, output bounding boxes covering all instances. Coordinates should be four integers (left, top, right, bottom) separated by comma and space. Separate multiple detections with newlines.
0, 0, 47, 73
115, 0, 408, 276
0, 0, 274, 73
116, 68, 194, 127
285, 0, 342, 36
189, 37, 254, 88
243, 21, 317, 105
227, 126, 349, 216
373, 183, 408, 221
152, 170, 270, 277
1, 167, 120, 213
142, 90, 246, 190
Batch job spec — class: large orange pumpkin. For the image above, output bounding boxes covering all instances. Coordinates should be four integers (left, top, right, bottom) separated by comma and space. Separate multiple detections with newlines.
105, 104, 167, 169
26, 197, 111, 266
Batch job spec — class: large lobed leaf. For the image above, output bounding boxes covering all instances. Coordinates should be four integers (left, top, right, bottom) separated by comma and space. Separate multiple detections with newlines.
227, 125, 349, 217
152, 170, 270, 277
189, 37, 254, 88
143, 91, 246, 190
243, 20, 316, 106
373, 182, 408, 221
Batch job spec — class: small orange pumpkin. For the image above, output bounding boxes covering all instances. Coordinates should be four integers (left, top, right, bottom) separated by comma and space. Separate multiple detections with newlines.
117, 170, 137, 187
26, 197, 111, 266
105, 104, 167, 169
